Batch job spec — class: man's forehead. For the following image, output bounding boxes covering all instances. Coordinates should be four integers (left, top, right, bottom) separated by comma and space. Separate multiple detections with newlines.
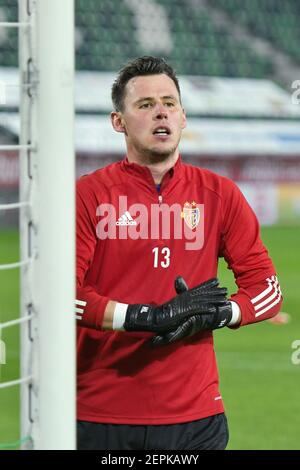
125, 74, 179, 101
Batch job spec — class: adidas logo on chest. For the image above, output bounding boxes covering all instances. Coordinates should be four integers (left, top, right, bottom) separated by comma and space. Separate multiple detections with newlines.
116, 211, 137, 226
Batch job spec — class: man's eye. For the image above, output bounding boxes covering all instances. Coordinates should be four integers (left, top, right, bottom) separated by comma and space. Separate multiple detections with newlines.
140, 103, 152, 108
165, 102, 175, 107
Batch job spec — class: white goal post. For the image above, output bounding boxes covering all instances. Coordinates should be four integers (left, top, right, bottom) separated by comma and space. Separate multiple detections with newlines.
19, 0, 76, 450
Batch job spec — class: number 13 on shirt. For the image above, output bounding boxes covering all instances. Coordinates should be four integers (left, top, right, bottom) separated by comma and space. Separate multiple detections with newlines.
152, 247, 171, 268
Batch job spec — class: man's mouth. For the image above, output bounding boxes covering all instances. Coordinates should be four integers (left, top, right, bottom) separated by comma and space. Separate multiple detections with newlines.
153, 126, 171, 136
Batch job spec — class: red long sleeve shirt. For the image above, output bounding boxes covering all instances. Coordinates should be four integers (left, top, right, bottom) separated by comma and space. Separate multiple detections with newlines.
76, 156, 282, 424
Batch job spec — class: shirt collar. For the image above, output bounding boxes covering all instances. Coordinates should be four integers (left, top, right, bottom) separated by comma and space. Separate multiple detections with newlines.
121, 155, 182, 193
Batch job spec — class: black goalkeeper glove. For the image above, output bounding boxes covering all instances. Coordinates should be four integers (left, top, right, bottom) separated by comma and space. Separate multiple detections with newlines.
152, 276, 232, 346
124, 278, 228, 333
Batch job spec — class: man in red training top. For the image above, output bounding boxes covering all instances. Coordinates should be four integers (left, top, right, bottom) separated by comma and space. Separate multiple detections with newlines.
76, 56, 282, 450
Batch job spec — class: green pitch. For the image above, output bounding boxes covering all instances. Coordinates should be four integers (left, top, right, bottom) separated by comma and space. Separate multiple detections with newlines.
0, 227, 299, 449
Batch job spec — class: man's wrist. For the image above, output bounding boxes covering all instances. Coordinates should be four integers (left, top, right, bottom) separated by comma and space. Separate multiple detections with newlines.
102, 300, 118, 330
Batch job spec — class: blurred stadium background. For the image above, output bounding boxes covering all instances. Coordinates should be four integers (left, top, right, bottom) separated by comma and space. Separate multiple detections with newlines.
0, 0, 300, 450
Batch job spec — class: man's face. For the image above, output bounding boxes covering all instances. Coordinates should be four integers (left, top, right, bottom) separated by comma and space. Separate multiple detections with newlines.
111, 74, 187, 163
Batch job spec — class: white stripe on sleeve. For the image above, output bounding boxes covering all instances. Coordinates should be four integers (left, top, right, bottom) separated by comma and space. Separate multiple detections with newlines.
251, 276, 282, 318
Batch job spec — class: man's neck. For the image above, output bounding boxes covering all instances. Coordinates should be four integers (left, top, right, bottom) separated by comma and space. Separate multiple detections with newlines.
127, 152, 179, 184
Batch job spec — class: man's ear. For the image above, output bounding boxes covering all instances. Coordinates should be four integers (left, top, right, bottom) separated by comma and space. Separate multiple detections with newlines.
111, 111, 126, 133
181, 108, 187, 130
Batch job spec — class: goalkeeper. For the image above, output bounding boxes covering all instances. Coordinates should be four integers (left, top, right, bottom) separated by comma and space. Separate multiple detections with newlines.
76, 56, 282, 450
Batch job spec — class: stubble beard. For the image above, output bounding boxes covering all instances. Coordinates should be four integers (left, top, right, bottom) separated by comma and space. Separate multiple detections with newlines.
134, 136, 180, 165
143, 146, 178, 164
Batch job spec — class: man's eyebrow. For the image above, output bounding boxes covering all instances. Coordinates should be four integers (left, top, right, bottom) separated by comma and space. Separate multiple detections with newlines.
162, 95, 178, 101
134, 95, 179, 104
134, 97, 154, 104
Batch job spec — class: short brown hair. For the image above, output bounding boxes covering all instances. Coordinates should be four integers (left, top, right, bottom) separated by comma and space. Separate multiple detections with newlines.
111, 56, 181, 111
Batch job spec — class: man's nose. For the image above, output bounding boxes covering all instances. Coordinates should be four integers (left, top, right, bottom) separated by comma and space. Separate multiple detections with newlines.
154, 103, 168, 119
